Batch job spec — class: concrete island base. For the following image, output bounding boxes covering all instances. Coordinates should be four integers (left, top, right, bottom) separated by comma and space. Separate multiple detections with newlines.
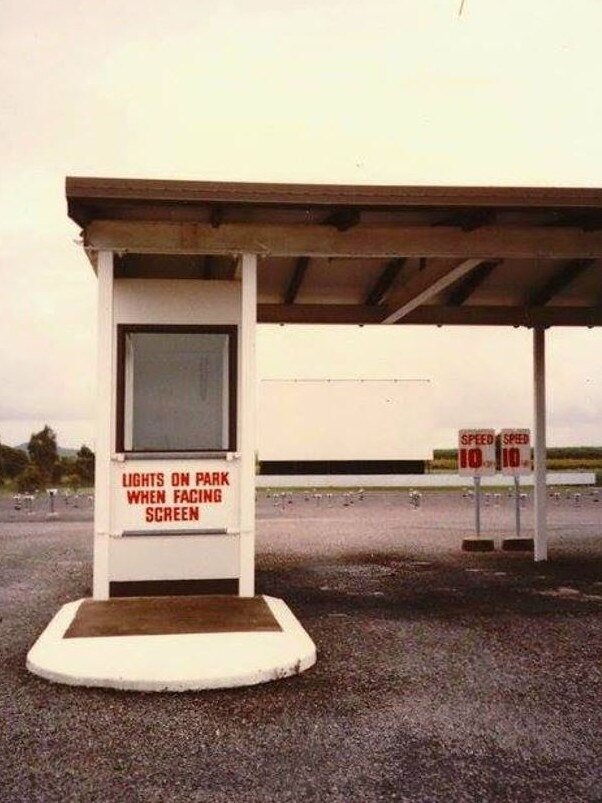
26, 595, 316, 692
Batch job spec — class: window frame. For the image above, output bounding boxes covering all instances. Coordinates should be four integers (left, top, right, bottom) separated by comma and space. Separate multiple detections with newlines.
116, 324, 238, 454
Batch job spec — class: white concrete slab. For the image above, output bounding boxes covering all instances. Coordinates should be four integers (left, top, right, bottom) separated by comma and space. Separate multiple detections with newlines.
26, 596, 316, 692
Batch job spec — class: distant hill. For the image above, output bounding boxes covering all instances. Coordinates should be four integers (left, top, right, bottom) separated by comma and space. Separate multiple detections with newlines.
15, 443, 78, 458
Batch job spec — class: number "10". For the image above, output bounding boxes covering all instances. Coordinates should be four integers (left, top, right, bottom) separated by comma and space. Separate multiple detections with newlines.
502, 447, 521, 468
459, 448, 483, 469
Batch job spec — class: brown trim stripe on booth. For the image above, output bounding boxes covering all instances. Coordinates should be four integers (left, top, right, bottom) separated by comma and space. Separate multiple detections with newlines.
109, 578, 239, 598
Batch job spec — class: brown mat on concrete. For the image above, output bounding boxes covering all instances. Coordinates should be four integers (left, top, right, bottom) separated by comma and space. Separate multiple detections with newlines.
64, 595, 282, 639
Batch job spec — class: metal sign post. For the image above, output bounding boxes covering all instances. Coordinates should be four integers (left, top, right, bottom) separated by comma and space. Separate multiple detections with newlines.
47, 488, 58, 519
514, 475, 521, 538
458, 429, 496, 552
474, 475, 481, 538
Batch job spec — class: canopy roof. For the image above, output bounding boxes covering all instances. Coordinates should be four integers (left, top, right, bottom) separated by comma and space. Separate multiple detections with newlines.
67, 176, 602, 327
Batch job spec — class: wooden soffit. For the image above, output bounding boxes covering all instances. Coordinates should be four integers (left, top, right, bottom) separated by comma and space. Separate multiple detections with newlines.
67, 176, 602, 327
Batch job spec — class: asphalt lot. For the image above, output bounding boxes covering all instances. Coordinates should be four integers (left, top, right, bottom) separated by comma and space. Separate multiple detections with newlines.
1, 489, 601, 802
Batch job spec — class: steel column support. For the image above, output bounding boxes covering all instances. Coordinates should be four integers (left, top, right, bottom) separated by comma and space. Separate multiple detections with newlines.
238, 253, 257, 596
533, 326, 548, 562
93, 250, 114, 598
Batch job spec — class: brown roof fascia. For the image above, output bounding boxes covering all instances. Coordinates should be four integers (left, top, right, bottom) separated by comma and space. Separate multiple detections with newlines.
66, 176, 602, 215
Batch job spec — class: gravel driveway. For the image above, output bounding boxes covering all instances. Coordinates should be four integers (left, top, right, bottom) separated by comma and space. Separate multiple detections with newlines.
1, 490, 600, 802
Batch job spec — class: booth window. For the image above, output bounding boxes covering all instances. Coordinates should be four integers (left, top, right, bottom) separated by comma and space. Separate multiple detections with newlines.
117, 326, 237, 452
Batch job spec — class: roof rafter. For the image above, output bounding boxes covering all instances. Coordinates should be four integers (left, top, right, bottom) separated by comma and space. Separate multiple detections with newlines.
433, 209, 496, 232
201, 255, 214, 279
284, 256, 310, 304
365, 258, 407, 306
527, 258, 596, 306
446, 259, 501, 306
382, 258, 485, 324
210, 205, 224, 228
322, 207, 361, 231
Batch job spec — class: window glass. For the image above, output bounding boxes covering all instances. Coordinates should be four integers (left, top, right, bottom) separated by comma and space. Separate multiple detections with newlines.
123, 332, 232, 451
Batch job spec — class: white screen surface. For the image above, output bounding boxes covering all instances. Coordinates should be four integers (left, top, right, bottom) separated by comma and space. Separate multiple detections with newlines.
259, 379, 433, 461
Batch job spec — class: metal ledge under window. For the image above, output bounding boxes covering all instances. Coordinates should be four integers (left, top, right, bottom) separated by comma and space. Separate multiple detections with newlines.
121, 528, 234, 537
116, 451, 238, 461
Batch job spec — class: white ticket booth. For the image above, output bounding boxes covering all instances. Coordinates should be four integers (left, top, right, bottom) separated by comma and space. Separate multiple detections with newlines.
26, 178, 322, 690
94, 262, 255, 600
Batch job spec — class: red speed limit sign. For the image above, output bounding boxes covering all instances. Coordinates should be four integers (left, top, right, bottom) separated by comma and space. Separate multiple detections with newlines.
500, 429, 532, 475
458, 429, 496, 476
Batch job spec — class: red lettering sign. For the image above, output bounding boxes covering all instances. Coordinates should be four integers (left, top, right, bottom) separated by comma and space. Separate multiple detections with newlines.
500, 429, 531, 475
458, 429, 496, 476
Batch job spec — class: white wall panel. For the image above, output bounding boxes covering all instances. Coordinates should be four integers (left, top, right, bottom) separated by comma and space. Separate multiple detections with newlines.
108, 536, 239, 581
114, 280, 240, 324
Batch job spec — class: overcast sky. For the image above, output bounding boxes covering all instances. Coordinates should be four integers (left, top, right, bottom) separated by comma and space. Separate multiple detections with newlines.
1, 0, 602, 448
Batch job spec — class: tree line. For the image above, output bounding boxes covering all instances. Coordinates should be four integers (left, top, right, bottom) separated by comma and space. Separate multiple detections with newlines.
0, 426, 94, 493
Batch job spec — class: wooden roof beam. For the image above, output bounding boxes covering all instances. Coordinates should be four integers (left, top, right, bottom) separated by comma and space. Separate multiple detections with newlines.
446, 259, 501, 306
84, 220, 602, 259
401, 305, 602, 327
365, 258, 407, 306
284, 256, 310, 304
382, 258, 486, 324
527, 258, 596, 306
259, 303, 384, 324
257, 303, 602, 327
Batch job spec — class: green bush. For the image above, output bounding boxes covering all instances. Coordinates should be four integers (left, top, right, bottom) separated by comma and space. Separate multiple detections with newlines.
547, 458, 602, 471
66, 473, 81, 492
0, 444, 28, 479
16, 465, 44, 493
430, 459, 457, 472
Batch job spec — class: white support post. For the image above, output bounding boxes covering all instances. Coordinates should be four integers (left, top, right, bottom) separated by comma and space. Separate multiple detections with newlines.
238, 253, 257, 596
93, 250, 114, 598
533, 326, 548, 562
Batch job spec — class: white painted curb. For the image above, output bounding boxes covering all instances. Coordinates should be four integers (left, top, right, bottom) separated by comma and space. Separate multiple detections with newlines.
26, 596, 316, 692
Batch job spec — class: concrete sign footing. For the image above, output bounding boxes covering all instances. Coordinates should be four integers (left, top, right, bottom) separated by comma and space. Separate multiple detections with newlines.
502, 538, 535, 552
26, 596, 316, 692
461, 538, 495, 553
